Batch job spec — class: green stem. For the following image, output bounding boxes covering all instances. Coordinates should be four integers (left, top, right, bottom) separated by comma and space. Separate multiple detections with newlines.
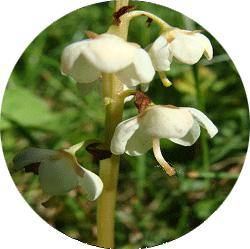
97, 74, 124, 249
97, 1, 129, 248
102, 73, 124, 145
97, 156, 120, 248
193, 64, 209, 171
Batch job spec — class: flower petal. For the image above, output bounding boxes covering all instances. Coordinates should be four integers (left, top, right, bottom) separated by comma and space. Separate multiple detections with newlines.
184, 107, 218, 137
38, 155, 79, 195
61, 41, 100, 83
116, 48, 155, 87
169, 30, 205, 64
125, 127, 152, 156
169, 119, 200, 146
111, 116, 139, 155
61, 40, 101, 83
83, 34, 137, 73
77, 167, 103, 201
141, 106, 194, 139
61, 41, 84, 75
148, 35, 172, 71
149, 35, 167, 51
64, 141, 85, 155
70, 56, 100, 83
13, 148, 56, 171
195, 33, 213, 60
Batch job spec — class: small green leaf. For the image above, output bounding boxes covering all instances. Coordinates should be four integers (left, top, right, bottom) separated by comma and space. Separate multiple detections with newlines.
2, 86, 62, 133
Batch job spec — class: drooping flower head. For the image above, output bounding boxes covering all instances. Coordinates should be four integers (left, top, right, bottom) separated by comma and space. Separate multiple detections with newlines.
148, 28, 213, 86
111, 104, 218, 176
13, 143, 103, 200
61, 33, 155, 88
149, 29, 213, 68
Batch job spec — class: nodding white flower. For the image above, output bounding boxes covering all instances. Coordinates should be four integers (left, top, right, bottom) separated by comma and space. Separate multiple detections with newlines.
148, 29, 213, 71
111, 105, 218, 176
13, 143, 103, 201
61, 33, 155, 87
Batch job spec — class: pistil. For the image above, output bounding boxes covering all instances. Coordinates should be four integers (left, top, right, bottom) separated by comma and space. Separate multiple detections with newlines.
152, 137, 176, 176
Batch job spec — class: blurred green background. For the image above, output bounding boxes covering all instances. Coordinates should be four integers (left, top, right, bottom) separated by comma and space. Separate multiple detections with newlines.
1, 1, 249, 248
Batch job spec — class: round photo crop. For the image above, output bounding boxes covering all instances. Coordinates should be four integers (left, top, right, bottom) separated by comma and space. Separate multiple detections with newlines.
1, 1, 249, 248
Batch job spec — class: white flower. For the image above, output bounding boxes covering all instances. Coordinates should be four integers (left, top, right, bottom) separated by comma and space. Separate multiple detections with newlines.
111, 105, 218, 176
13, 143, 103, 200
148, 29, 213, 71
61, 33, 155, 87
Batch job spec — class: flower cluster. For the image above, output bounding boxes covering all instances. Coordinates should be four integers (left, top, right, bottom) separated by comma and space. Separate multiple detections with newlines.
61, 28, 212, 89
59, 26, 216, 176
14, 14, 217, 201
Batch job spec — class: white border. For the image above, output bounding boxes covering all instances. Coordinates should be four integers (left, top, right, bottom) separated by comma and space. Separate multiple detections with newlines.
0, 1, 249, 249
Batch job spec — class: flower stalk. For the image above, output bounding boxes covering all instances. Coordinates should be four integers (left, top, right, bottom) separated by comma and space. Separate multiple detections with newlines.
97, 1, 130, 248
114, 10, 172, 33
125, 10, 172, 31
97, 155, 120, 248
97, 75, 124, 249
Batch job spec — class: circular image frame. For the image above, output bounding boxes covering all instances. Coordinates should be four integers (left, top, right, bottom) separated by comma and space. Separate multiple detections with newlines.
0, 0, 250, 249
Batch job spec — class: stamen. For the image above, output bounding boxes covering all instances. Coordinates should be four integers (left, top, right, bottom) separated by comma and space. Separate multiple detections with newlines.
152, 137, 176, 176
159, 72, 172, 88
